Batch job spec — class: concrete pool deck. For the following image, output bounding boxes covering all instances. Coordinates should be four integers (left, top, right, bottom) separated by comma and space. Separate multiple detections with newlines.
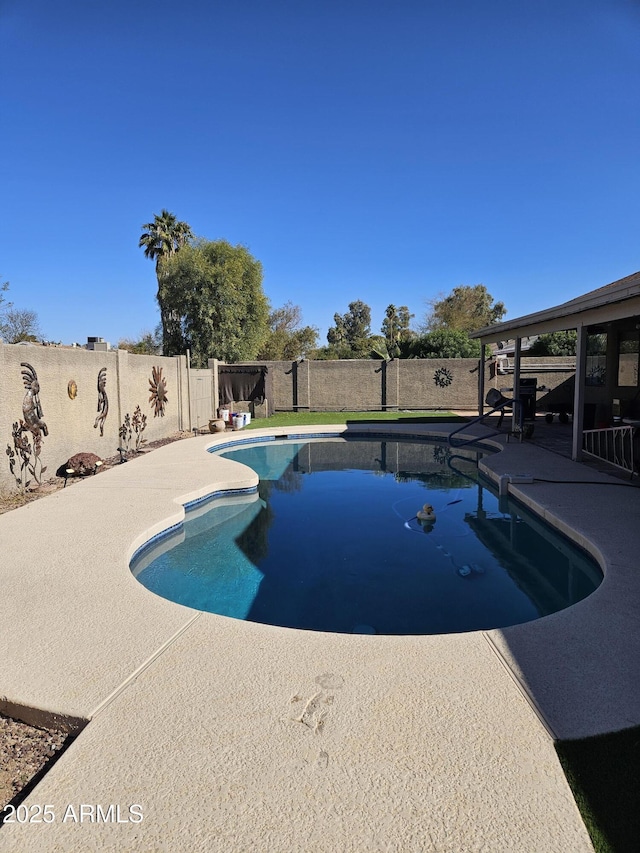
2, 421, 639, 851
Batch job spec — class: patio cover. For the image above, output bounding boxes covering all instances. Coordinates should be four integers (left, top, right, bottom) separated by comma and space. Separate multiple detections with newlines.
469, 271, 640, 460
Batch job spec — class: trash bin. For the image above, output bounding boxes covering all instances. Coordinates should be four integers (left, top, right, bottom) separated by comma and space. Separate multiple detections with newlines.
518, 378, 537, 422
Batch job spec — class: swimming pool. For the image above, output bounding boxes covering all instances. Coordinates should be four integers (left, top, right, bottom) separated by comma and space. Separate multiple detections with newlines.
131, 436, 602, 635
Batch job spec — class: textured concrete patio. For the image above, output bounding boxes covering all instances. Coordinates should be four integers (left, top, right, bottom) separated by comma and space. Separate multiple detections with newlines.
2, 421, 639, 851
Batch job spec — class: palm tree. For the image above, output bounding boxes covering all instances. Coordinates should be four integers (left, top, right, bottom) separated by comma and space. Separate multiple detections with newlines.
139, 210, 193, 352
382, 304, 414, 355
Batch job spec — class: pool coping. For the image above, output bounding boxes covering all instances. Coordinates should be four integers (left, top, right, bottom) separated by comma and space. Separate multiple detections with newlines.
2, 421, 637, 850
192, 425, 640, 740
132, 429, 602, 648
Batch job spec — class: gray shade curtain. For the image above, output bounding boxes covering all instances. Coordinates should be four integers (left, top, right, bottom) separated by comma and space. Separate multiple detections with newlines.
218, 366, 269, 406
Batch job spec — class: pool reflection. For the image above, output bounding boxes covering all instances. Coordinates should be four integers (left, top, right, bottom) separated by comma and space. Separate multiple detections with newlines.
132, 439, 602, 635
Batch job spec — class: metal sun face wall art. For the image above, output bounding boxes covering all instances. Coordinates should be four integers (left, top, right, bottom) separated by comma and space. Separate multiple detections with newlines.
433, 367, 454, 388
149, 366, 168, 417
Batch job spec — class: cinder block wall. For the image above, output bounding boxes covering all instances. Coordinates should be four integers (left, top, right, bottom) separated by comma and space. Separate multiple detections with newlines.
496, 356, 577, 415
398, 359, 482, 409
263, 361, 298, 411
293, 438, 480, 477
0, 343, 576, 492
116, 351, 189, 440
307, 360, 383, 410
0, 344, 190, 491
229, 357, 575, 413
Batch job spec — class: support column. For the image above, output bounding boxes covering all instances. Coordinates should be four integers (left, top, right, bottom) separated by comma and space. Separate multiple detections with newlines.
572, 324, 587, 461
292, 361, 298, 410
208, 358, 219, 418
292, 360, 310, 410
478, 344, 486, 416
115, 348, 126, 439
174, 355, 188, 432
185, 349, 193, 432
512, 337, 522, 432
382, 359, 399, 411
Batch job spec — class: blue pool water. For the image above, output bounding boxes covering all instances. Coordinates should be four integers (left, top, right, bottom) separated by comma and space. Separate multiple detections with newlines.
131, 437, 603, 635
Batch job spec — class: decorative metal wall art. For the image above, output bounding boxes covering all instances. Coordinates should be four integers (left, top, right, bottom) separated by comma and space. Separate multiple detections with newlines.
21, 363, 48, 439
149, 366, 168, 417
119, 405, 148, 455
432, 444, 452, 466
68, 380, 78, 399
433, 367, 453, 388
6, 421, 46, 488
118, 414, 131, 453
132, 405, 148, 449
5, 362, 48, 487
94, 367, 108, 436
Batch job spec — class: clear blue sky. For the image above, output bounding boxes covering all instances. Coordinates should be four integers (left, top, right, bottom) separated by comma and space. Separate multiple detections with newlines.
2, 0, 639, 346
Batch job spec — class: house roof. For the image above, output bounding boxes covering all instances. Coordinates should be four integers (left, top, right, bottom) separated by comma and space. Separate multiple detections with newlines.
470, 271, 640, 343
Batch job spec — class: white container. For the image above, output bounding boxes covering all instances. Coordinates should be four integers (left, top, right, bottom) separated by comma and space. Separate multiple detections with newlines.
243, 412, 251, 426
221, 408, 230, 423
233, 415, 243, 430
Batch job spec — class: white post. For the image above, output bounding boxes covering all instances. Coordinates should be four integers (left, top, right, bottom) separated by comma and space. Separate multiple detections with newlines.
572, 325, 587, 461
478, 343, 486, 416
208, 358, 219, 420
115, 348, 125, 443
186, 349, 193, 433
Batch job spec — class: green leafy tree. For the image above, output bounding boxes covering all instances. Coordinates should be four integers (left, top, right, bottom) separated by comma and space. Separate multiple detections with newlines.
401, 329, 481, 359
327, 300, 372, 356
424, 285, 506, 333
159, 239, 269, 366
381, 304, 414, 355
257, 302, 318, 360
313, 343, 354, 360
139, 210, 194, 352
118, 327, 163, 355
527, 330, 577, 356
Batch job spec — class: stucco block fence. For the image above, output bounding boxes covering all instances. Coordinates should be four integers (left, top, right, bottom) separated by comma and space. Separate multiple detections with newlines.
0, 344, 195, 492
0, 342, 574, 492
228, 356, 576, 415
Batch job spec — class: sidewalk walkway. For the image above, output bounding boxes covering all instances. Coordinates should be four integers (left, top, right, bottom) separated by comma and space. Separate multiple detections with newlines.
2, 423, 638, 851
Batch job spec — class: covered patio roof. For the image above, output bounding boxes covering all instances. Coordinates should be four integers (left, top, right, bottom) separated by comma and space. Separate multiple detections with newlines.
470, 271, 640, 344
468, 271, 640, 463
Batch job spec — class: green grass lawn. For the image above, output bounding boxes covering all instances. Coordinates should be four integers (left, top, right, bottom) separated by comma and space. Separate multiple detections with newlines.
555, 726, 640, 853
244, 410, 467, 429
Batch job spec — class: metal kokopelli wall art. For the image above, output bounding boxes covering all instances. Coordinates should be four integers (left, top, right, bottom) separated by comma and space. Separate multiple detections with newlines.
94, 367, 108, 436
6, 362, 49, 487
20, 362, 49, 441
